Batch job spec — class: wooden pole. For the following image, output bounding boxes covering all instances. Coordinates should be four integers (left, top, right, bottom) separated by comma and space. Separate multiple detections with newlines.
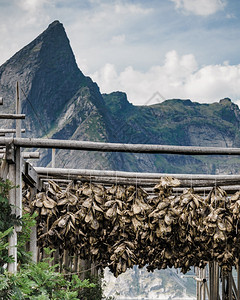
231, 272, 238, 299
229, 271, 233, 300
1, 137, 240, 155
8, 163, 17, 273
196, 267, 200, 300
30, 225, 37, 263
15, 82, 22, 232
16, 82, 21, 138
52, 148, 55, 168
202, 267, 206, 300
29, 186, 37, 263
0, 114, 25, 119
238, 264, 240, 300
34, 167, 240, 181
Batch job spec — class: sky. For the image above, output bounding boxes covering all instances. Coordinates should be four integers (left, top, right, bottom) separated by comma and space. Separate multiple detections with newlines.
1, 0, 240, 106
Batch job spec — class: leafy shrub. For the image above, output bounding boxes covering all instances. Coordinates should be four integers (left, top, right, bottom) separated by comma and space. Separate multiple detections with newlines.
0, 179, 98, 299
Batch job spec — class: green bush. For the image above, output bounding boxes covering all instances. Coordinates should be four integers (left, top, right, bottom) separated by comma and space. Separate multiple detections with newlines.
0, 259, 95, 299
0, 179, 109, 299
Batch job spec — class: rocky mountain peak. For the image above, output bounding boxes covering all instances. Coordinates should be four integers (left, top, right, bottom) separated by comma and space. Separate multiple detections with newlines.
0, 20, 86, 137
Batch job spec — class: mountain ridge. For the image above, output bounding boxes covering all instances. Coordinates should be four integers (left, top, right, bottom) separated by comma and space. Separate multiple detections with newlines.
1, 21, 240, 174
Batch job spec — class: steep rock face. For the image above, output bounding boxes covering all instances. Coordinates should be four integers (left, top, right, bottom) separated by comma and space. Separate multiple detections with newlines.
0, 21, 86, 136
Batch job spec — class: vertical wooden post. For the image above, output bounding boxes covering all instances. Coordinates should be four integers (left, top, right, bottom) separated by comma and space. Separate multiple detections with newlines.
29, 226, 37, 263
237, 264, 240, 300
196, 267, 200, 300
15, 82, 22, 231
222, 272, 226, 300
8, 81, 23, 272
29, 187, 37, 262
214, 262, 219, 300
201, 267, 206, 300
16, 82, 21, 138
209, 262, 213, 300
52, 148, 55, 168
229, 270, 233, 300
8, 163, 17, 273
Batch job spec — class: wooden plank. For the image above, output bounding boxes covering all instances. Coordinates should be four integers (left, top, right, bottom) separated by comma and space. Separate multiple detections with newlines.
0, 129, 25, 133
0, 114, 25, 119
22, 161, 39, 188
5, 143, 15, 163
22, 152, 40, 159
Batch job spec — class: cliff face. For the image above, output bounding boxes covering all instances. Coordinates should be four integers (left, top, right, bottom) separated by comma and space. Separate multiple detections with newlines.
1, 21, 240, 174
0, 21, 87, 136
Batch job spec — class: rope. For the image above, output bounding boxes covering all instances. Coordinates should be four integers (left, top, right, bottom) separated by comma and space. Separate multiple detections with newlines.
62, 262, 102, 276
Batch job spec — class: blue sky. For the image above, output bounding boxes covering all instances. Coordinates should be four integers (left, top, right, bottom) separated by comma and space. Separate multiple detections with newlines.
0, 0, 240, 105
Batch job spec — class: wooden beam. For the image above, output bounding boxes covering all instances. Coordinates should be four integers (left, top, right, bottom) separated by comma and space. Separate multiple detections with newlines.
0, 137, 240, 155
5, 143, 15, 164
0, 129, 25, 133
0, 114, 25, 119
22, 161, 39, 188
0, 152, 40, 159
22, 152, 40, 159
33, 167, 240, 181
8, 164, 17, 273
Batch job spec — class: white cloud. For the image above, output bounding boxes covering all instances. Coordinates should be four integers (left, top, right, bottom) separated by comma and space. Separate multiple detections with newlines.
110, 34, 126, 45
114, 3, 153, 15
17, 0, 52, 13
91, 50, 240, 106
170, 0, 226, 16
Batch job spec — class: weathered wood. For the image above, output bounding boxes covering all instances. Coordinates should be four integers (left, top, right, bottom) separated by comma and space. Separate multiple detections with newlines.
15, 85, 22, 231
0, 159, 9, 180
8, 164, 17, 273
1, 137, 240, 155
237, 265, 240, 300
22, 152, 40, 159
0, 114, 25, 119
52, 148, 55, 168
0, 129, 25, 133
15, 146, 22, 232
229, 271, 233, 300
34, 167, 240, 180
30, 225, 37, 263
5, 143, 15, 163
23, 162, 38, 188
231, 272, 238, 300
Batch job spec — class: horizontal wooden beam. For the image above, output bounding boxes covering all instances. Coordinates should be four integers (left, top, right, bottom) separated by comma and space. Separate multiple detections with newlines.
0, 152, 40, 159
0, 129, 25, 133
34, 167, 240, 180
0, 114, 25, 119
34, 167, 240, 188
0, 137, 240, 155
22, 152, 40, 159
38, 176, 240, 188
